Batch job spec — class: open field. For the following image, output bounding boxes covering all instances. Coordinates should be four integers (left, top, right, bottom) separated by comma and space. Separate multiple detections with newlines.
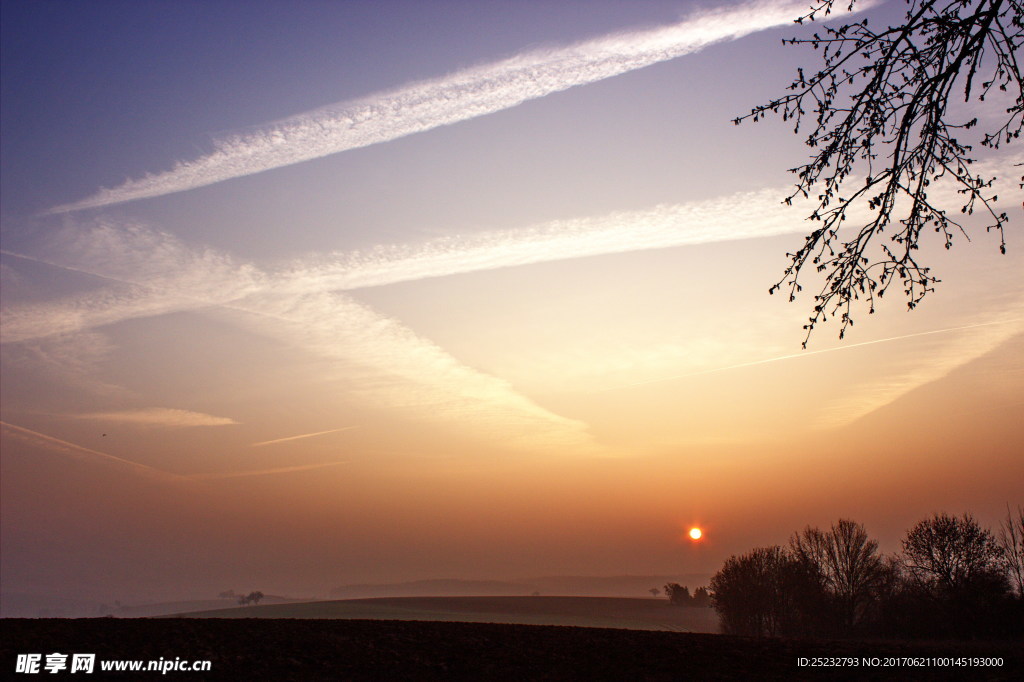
3, 618, 1020, 680
171, 596, 720, 633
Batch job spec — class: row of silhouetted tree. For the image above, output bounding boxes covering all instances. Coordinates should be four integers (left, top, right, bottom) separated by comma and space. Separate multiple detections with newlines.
663, 583, 711, 607
709, 509, 1024, 640
219, 590, 265, 606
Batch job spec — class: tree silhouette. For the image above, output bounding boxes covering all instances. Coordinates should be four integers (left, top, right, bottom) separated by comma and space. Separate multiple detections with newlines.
901, 512, 1005, 592
691, 586, 712, 608
236, 591, 264, 606
663, 583, 691, 606
997, 504, 1024, 596
709, 546, 817, 636
900, 512, 1012, 637
707, 512, 1020, 639
790, 519, 886, 632
736, 0, 1023, 345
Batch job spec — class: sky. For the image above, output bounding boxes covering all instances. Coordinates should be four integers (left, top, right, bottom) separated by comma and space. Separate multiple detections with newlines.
2, 0, 1022, 609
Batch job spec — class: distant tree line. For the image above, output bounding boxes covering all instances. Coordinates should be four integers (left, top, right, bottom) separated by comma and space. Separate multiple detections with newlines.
218, 589, 266, 606
219, 590, 265, 606
709, 509, 1023, 640
663, 583, 712, 608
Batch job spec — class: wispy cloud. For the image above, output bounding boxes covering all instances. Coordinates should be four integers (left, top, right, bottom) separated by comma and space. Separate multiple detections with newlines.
0, 420, 184, 482
238, 155, 1024, 295
74, 408, 239, 427
1, 330, 126, 396
814, 311, 1024, 429
251, 426, 358, 447
0, 221, 265, 344
281, 186, 812, 292
231, 290, 597, 452
6, 153, 1016, 451
3, 226, 597, 451
47, 0, 860, 212
601, 317, 1024, 395
11, 152, 1019, 344
5, 187, 808, 343
0, 282, 203, 345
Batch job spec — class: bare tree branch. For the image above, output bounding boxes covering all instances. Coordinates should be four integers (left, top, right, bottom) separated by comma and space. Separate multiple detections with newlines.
736, 0, 1023, 346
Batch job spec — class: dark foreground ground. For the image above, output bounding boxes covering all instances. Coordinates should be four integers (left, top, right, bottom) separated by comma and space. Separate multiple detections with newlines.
3, 618, 1020, 681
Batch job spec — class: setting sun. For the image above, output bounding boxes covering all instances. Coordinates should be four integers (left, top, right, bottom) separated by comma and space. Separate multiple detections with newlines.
689, 527, 703, 541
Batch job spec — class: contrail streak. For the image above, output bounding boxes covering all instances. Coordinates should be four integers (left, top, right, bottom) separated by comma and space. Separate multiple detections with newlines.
250, 426, 358, 447
601, 318, 1024, 392
0, 420, 352, 480
7, 155, 1018, 343
188, 461, 350, 479
47, 0, 864, 213
279, 154, 1018, 292
0, 420, 184, 481
8, 184, 809, 336
6, 183, 807, 344
279, 186, 810, 293
814, 311, 1024, 428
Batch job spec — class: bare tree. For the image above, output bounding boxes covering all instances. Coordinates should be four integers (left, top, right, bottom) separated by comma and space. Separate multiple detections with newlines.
790, 518, 886, 630
736, 0, 1023, 345
997, 504, 1024, 596
901, 512, 1005, 593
